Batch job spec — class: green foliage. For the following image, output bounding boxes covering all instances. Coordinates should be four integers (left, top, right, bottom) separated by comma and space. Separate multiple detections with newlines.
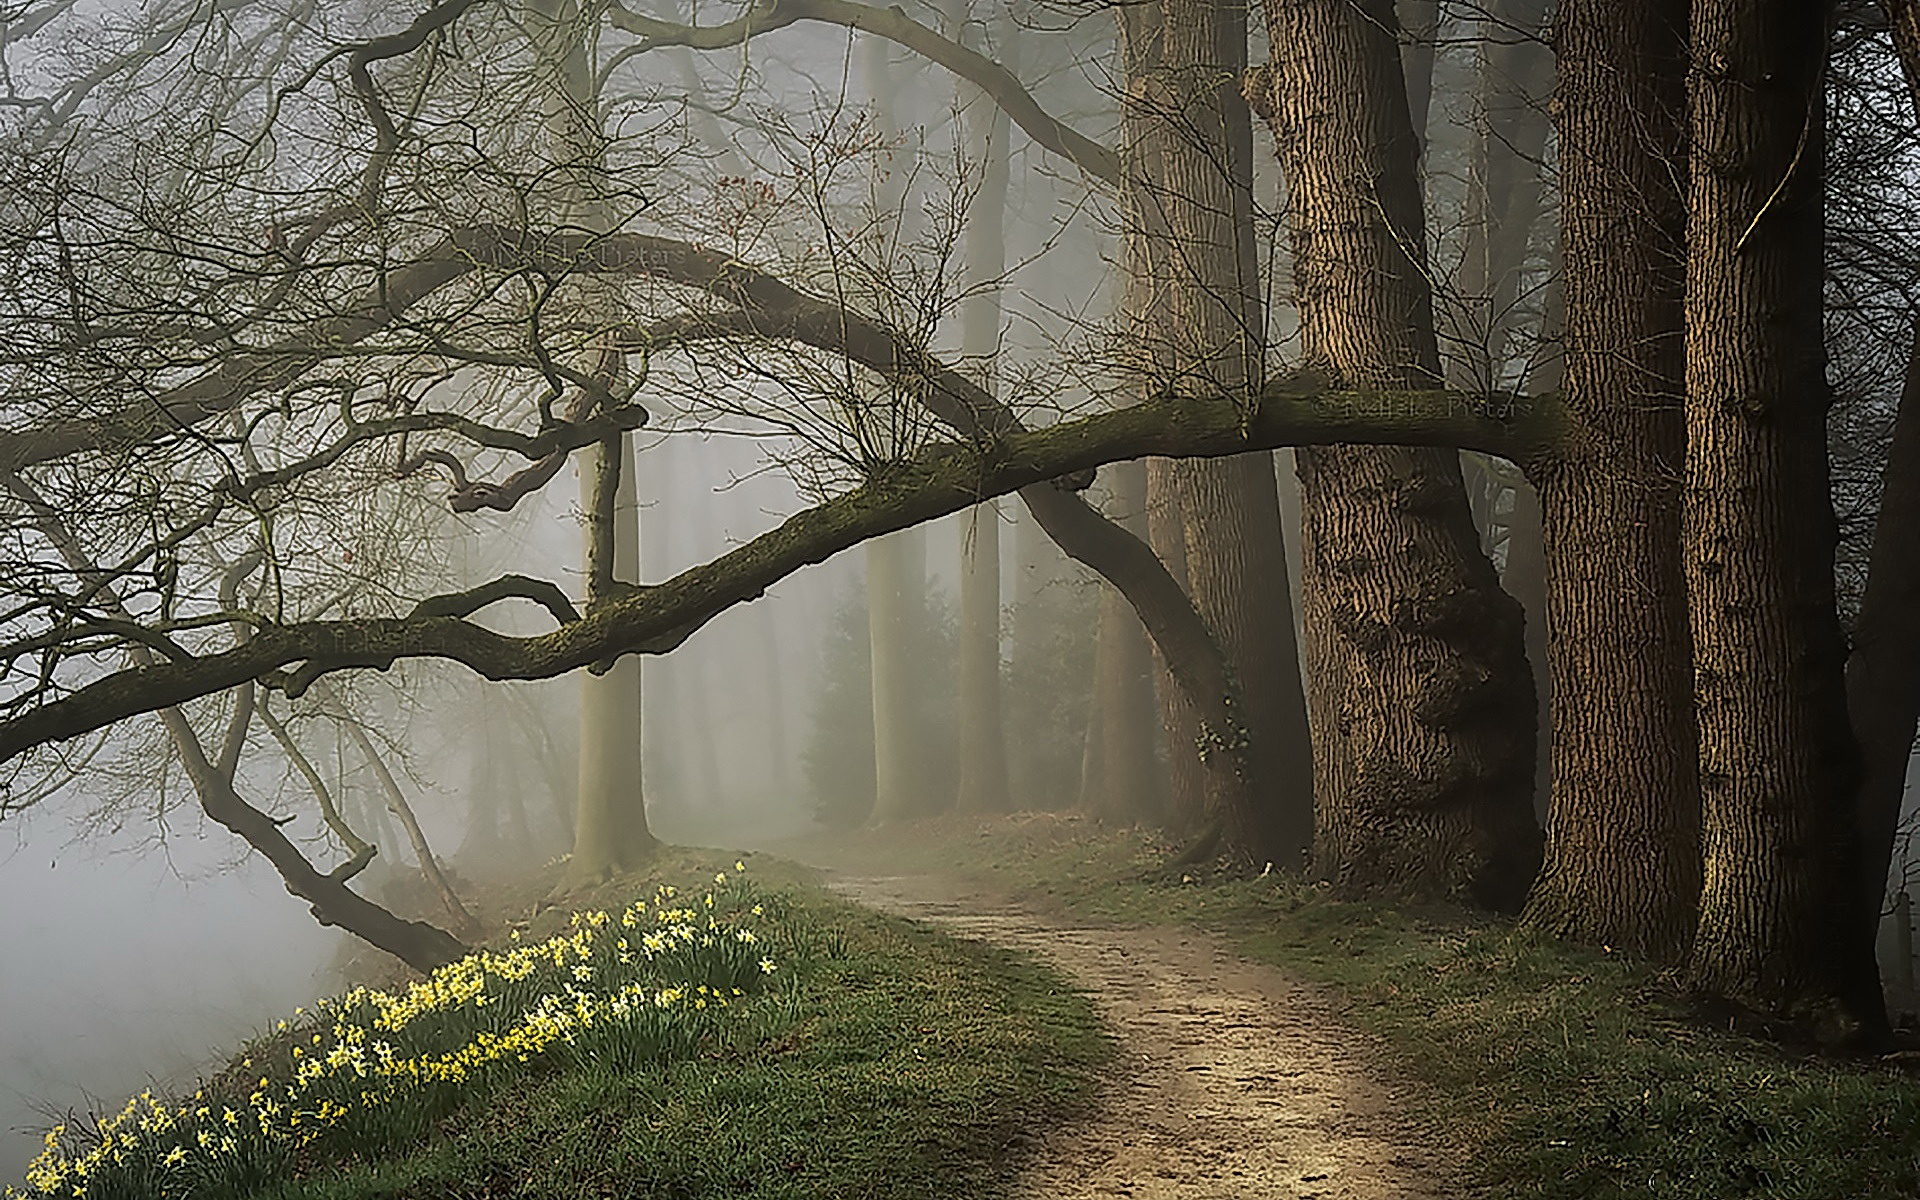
822, 815, 1920, 1200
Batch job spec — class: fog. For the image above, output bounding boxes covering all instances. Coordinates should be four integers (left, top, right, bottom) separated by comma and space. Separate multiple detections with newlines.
2, 0, 1918, 1191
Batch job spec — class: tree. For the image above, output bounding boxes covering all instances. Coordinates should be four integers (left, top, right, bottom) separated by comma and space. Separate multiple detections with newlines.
1253, 0, 1543, 910
1681, 0, 1886, 1041
1518, 0, 1701, 960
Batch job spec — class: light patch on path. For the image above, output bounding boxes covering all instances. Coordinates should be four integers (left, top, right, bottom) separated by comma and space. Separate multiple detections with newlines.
829, 873, 1457, 1200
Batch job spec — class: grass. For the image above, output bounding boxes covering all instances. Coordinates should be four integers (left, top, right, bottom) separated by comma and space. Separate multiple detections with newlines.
11, 851, 1110, 1200
788, 813, 1920, 1200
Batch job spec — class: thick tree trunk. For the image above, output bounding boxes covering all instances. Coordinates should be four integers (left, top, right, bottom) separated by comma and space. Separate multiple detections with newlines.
1519, 0, 1701, 961
1255, 0, 1541, 911
1123, 0, 1313, 866
1683, 0, 1886, 1041
1851, 324, 1920, 983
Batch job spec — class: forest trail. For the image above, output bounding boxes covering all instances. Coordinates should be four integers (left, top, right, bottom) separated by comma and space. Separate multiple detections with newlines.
826, 872, 1458, 1200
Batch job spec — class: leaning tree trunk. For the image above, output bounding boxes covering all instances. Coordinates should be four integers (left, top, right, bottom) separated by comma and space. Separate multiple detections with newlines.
1122, 0, 1313, 867
1254, 0, 1541, 911
1520, 0, 1701, 961
1683, 0, 1887, 1042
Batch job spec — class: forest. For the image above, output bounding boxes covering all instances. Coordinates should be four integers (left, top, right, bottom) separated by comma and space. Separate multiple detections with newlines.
1, 0, 1919, 1195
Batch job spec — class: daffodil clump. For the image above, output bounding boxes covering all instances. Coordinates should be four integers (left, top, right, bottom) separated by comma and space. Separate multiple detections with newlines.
10, 865, 778, 1200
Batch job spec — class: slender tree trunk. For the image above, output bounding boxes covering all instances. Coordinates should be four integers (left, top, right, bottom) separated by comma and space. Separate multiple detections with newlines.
1852, 5, 1920, 991
1852, 324, 1920, 980
1091, 461, 1164, 823
960, 502, 1012, 811
337, 705, 481, 938
572, 432, 655, 878
953, 0, 1014, 815
1254, 0, 1541, 910
1123, 0, 1313, 866
868, 529, 918, 821
1146, 459, 1206, 832
1682, 0, 1886, 1041
1520, 0, 1700, 960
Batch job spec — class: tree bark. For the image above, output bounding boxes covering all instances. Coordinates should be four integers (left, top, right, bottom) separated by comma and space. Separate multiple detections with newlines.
1255, 0, 1541, 911
1851, 323, 1920, 986
1091, 461, 1164, 823
1146, 459, 1207, 832
1124, 0, 1313, 866
572, 431, 656, 877
1682, 0, 1886, 1041
1519, 0, 1701, 961
1851, 2, 1920, 1000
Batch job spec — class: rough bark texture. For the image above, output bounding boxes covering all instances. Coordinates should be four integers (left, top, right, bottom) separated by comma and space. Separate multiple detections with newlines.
1683, 0, 1886, 1041
1124, 0, 1313, 866
1256, 0, 1541, 911
1519, 0, 1701, 960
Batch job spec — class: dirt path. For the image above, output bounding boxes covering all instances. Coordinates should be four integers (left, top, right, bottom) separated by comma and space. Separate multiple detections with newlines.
827, 872, 1457, 1200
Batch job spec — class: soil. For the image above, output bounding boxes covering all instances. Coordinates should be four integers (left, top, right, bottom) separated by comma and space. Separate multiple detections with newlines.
826, 871, 1460, 1200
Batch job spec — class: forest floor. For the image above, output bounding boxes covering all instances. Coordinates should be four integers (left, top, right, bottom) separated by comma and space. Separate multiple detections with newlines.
778, 814, 1920, 1200
816, 868, 1458, 1200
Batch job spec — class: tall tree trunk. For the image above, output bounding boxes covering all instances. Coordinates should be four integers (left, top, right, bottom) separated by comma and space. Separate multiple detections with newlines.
572, 431, 654, 878
1852, 324, 1920, 982
1092, 461, 1164, 823
1123, 0, 1313, 866
1851, 3, 1920, 992
960, 502, 1012, 811
868, 528, 919, 821
1683, 0, 1886, 1041
953, 0, 1014, 815
1254, 0, 1541, 911
1146, 459, 1207, 831
1519, 0, 1700, 960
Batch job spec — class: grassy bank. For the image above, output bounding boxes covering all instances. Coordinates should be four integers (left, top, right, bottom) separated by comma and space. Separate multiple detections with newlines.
11, 852, 1109, 1200
789, 814, 1920, 1200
